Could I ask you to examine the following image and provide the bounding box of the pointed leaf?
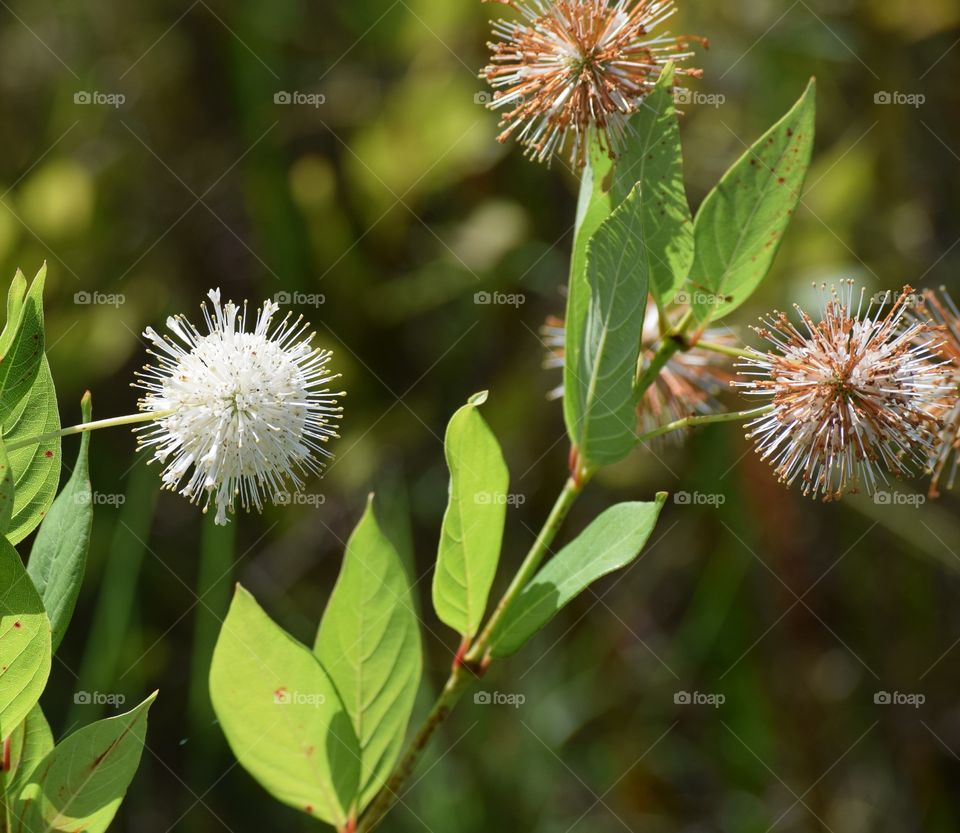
[4,704,54,804]
[13,692,156,833]
[690,79,816,321]
[0,538,51,738]
[490,496,667,656]
[315,499,422,811]
[433,391,509,637]
[564,186,649,466]
[210,586,360,827]
[0,436,14,536]
[612,65,693,308]
[28,392,93,652]
[0,265,46,425]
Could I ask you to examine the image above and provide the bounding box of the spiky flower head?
[481,0,703,166]
[913,288,960,496]
[734,284,950,500]
[135,289,343,524]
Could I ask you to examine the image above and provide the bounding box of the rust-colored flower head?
[481,0,704,166]
[913,287,960,497]
[735,284,950,500]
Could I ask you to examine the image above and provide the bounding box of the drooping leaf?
[210,586,360,828]
[433,391,509,637]
[0,537,50,738]
[611,64,693,309]
[315,498,422,811]
[4,704,53,804]
[564,186,649,466]
[690,79,816,321]
[28,392,93,652]
[13,692,156,833]
[0,265,46,425]
[562,134,615,439]
[3,356,61,545]
[490,496,667,656]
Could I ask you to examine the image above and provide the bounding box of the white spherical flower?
[135,288,343,524]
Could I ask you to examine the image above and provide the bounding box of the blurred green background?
[4,0,960,830]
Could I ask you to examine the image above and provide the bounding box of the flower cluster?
[481,0,703,166]
[135,289,343,524]
[734,284,951,500]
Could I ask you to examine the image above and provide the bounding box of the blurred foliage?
[2,0,959,830]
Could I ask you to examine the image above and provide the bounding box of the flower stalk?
[3,410,175,452]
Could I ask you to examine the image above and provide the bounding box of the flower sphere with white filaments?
[734,284,950,500]
[135,289,343,524]
[481,0,704,166]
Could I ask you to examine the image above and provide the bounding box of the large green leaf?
[28,392,93,652]
[315,499,422,811]
[611,65,693,309]
[0,435,14,536]
[690,79,816,321]
[562,134,615,441]
[210,586,360,828]
[490,496,667,657]
[564,186,650,466]
[4,356,61,545]
[432,391,509,637]
[4,704,53,805]
[13,692,156,833]
[0,266,46,426]
[0,537,51,738]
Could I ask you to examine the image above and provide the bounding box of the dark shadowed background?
[3,0,960,830]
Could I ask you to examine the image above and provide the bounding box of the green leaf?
[210,586,360,827]
[0,537,51,738]
[690,79,816,321]
[314,498,422,811]
[3,271,28,347]
[562,135,615,441]
[13,692,156,833]
[490,496,667,657]
[433,391,509,637]
[563,186,650,466]
[611,65,693,309]
[28,392,93,652]
[0,435,14,536]
[0,265,45,425]
[4,356,61,545]
[3,704,53,805]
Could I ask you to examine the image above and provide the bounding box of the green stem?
[4,410,174,452]
[636,405,773,445]
[356,473,590,833]
[634,309,693,398]
[694,340,756,360]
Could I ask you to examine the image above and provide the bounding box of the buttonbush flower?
[734,284,950,500]
[913,288,960,496]
[135,289,343,524]
[481,0,704,166]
